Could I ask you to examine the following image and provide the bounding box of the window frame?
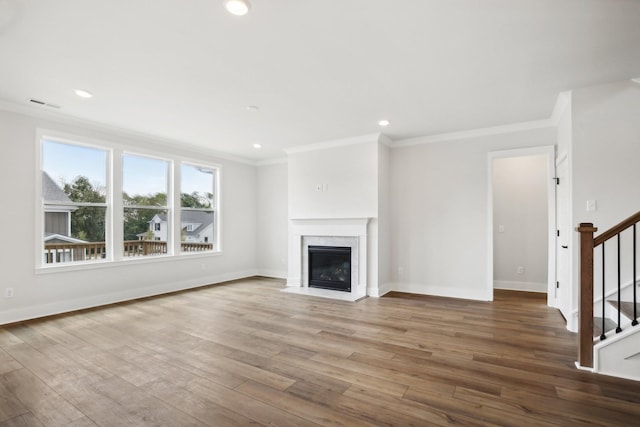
[38,134,112,267]
[122,151,172,258]
[36,129,222,272]
[179,162,220,252]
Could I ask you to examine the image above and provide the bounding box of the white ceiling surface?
[0,1,639,161]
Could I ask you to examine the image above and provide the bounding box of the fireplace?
[285,218,369,301]
[308,245,351,292]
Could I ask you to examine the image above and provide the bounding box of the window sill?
[35,250,223,275]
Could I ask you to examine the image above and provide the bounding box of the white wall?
[0,109,258,324]
[256,162,288,278]
[572,80,640,228]
[390,127,556,301]
[377,142,391,295]
[492,155,548,292]
[288,138,378,219]
[569,79,640,329]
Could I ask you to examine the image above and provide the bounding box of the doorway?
[488,146,556,306]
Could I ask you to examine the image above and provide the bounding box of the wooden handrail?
[594,211,640,247]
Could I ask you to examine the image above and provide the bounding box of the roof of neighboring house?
[151,211,214,237]
[44,233,87,244]
[43,172,72,203]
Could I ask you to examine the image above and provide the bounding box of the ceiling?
[1,0,639,161]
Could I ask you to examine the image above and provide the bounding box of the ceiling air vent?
[30,99,61,109]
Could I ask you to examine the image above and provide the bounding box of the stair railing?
[577,211,640,368]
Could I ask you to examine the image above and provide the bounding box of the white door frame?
[487,146,557,306]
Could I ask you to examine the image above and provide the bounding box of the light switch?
[498,225,505,233]
[586,200,597,212]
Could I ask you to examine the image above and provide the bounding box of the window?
[123,154,169,257]
[181,164,217,251]
[41,139,108,264]
[39,134,219,268]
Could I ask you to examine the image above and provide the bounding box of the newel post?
[577,223,597,368]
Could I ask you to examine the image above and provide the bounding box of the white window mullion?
[215,167,222,252]
[171,159,181,255]
[35,133,45,268]
[112,148,124,261]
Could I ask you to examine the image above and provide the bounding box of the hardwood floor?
[1,278,639,426]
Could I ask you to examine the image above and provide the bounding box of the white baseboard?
[494,280,546,293]
[0,269,258,326]
[567,312,578,333]
[255,269,287,279]
[370,282,392,297]
[389,282,492,301]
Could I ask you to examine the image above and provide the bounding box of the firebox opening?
[308,245,351,292]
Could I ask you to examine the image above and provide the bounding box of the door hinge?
[557,230,560,237]
[556,281,560,289]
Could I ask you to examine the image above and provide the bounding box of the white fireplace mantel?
[286,217,370,301]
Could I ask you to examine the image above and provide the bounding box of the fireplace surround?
[285,218,369,301]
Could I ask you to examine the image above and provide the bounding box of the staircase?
[577,213,640,381]
[593,293,640,339]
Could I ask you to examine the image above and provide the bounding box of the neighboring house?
[42,172,77,239]
[42,172,87,263]
[142,211,214,243]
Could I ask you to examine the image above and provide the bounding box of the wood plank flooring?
[1,277,639,426]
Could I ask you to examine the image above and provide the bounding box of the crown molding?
[255,157,288,166]
[0,98,258,166]
[551,91,572,126]
[377,133,393,147]
[392,119,554,148]
[284,132,382,155]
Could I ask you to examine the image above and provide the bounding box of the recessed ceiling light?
[224,0,251,16]
[253,143,262,149]
[74,89,93,98]
[378,119,390,127]
[247,105,259,111]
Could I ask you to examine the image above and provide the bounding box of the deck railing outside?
[44,240,213,264]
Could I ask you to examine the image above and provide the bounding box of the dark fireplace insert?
[308,245,351,292]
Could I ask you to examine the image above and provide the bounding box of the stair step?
[593,316,616,338]
[606,300,640,321]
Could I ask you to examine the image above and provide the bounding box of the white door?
[556,157,571,319]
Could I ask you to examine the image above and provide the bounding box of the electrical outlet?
[517,266,524,275]
[4,288,14,298]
